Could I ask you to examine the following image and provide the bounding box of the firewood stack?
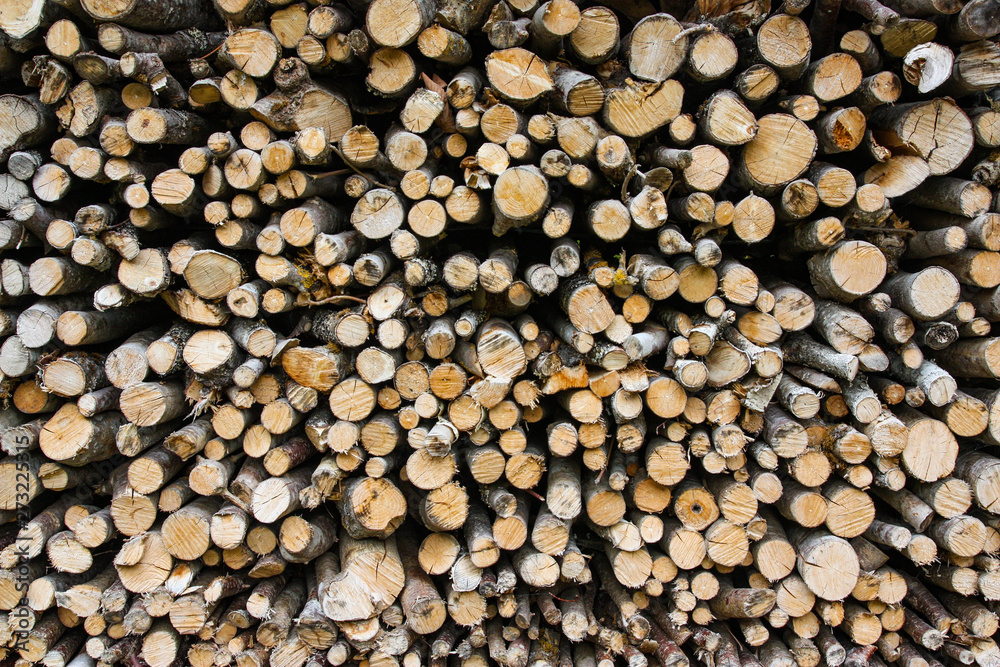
[0,0,999,665]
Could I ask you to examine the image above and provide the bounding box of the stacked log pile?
[0,0,999,665]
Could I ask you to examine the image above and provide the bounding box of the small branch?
[330,145,397,190]
[851,226,917,234]
[303,294,367,306]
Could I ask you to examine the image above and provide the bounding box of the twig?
[303,294,367,306]
[673,24,714,43]
[851,226,917,234]
[330,145,397,190]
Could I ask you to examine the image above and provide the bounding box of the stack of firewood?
[0,0,999,665]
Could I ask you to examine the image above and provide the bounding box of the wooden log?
[735,114,816,195]
[869,98,973,176]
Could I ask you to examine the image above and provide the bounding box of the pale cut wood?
[623,13,687,83]
[0,3,999,662]
[870,98,973,175]
[735,114,817,195]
